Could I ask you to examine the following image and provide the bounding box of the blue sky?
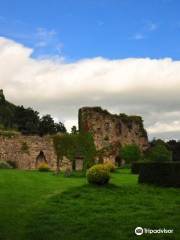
[0,0,180,60]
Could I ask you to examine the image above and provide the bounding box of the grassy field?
[0,169,179,240]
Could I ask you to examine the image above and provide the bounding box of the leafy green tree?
[0,90,67,135]
[14,106,40,134]
[55,122,67,133]
[167,140,180,161]
[71,125,78,134]
[147,142,172,161]
[39,115,56,136]
[39,115,67,136]
[120,144,141,163]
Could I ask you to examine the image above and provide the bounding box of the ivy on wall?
[53,132,96,172]
[21,142,30,154]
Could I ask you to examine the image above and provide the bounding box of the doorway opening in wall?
[35,151,47,168]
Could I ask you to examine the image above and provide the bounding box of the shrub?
[120,144,141,163]
[0,160,12,169]
[86,164,110,185]
[6,160,18,168]
[38,163,50,172]
[147,143,172,162]
[104,162,116,172]
[138,162,180,187]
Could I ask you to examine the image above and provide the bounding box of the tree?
[71,125,78,134]
[150,138,167,148]
[167,140,180,161]
[14,106,40,134]
[0,90,67,135]
[120,144,141,163]
[39,114,56,136]
[55,122,67,133]
[147,142,172,162]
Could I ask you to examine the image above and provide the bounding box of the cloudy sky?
[0,0,180,139]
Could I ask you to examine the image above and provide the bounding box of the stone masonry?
[79,107,149,164]
[0,133,71,170]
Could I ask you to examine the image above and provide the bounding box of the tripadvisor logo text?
[135,227,174,236]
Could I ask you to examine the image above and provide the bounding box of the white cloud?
[147,121,180,134]
[0,36,180,138]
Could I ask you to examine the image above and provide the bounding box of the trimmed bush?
[139,162,180,187]
[104,162,116,172]
[38,163,50,172]
[86,164,110,185]
[0,160,12,169]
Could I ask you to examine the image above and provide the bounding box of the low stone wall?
[0,134,57,169]
[0,134,84,171]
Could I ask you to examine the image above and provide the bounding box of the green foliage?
[0,130,19,138]
[86,164,110,185]
[0,90,16,129]
[71,125,78,134]
[39,115,66,136]
[0,161,12,169]
[139,162,180,187]
[21,142,29,154]
[120,144,141,163]
[38,163,50,172]
[104,161,116,172]
[54,122,67,134]
[0,90,67,135]
[53,132,96,171]
[14,106,40,134]
[167,139,180,161]
[147,142,172,162]
[6,160,18,169]
[39,114,55,135]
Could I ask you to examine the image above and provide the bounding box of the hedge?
[131,161,147,174]
[138,162,180,187]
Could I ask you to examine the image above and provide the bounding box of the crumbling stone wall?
[0,133,82,170]
[79,107,149,163]
[0,134,57,169]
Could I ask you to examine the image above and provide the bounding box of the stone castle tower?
[79,107,149,164]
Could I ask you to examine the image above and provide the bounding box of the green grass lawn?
[0,169,179,240]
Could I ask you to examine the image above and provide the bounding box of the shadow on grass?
[25,183,179,240]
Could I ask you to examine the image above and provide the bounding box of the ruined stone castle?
[79,107,149,164]
[0,107,149,169]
